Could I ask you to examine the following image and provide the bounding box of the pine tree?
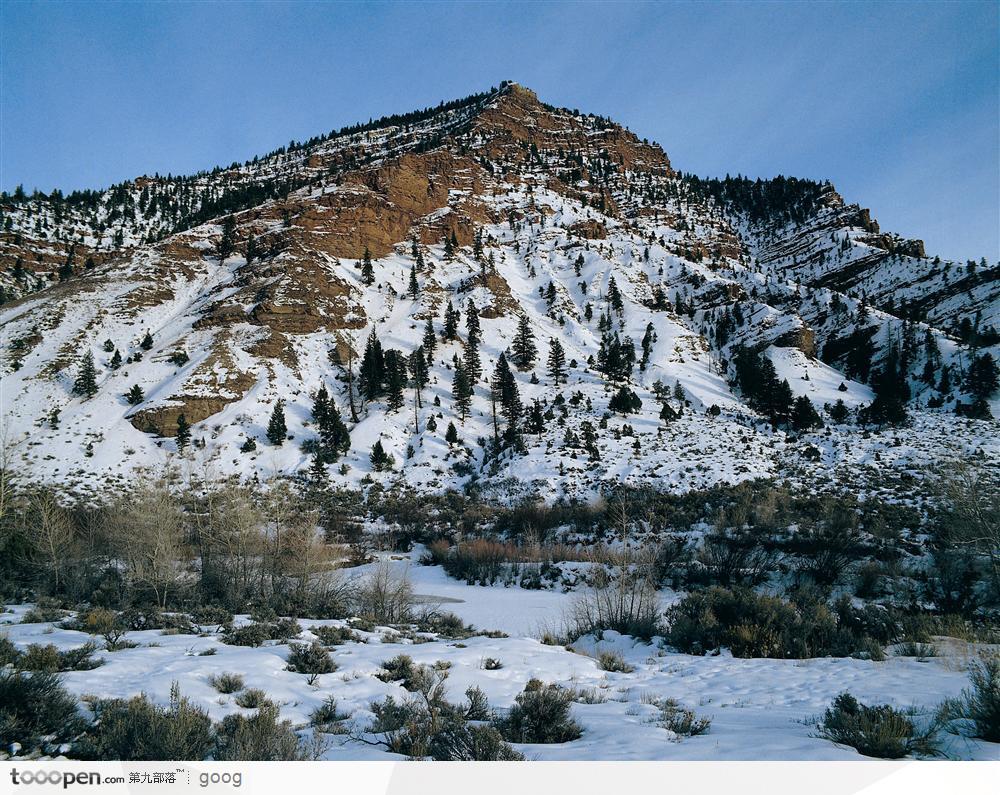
[445,421,459,446]
[360,247,375,285]
[217,215,236,262]
[359,331,385,402]
[864,344,910,426]
[443,300,459,341]
[609,386,641,416]
[422,317,437,359]
[408,264,418,298]
[125,384,145,405]
[140,331,154,350]
[443,232,456,261]
[828,398,850,424]
[511,314,537,371]
[640,323,656,370]
[452,359,473,422]
[267,400,287,445]
[175,414,191,449]
[465,299,481,346]
[966,353,999,401]
[312,385,350,462]
[790,395,823,431]
[73,349,98,398]
[525,399,545,434]
[309,453,327,483]
[370,439,393,471]
[245,233,258,265]
[383,349,407,412]
[491,353,522,445]
[109,349,122,370]
[547,337,567,384]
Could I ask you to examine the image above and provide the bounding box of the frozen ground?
[3,556,997,761]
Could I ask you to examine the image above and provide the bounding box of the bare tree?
[25,488,75,592]
[110,482,188,607]
[937,462,1000,596]
[357,559,414,624]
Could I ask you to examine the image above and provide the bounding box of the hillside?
[0,82,997,499]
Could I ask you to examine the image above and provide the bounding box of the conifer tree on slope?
[267,399,287,445]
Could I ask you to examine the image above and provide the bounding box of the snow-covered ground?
[3,556,997,761]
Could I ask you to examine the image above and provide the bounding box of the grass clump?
[650,697,711,737]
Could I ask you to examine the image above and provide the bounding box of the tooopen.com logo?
[9,769,121,788]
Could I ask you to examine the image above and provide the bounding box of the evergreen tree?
[966,353,999,401]
[640,323,656,371]
[217,215,237,262]
[491,353,522,445]
[109,349,122,370]
[267,399,287,445]
[525,399,545,434]
[547,337,567,384]
[511,314,537,371]
[864,344,910,426]
[451,359,473,422]
[445,421,460,446]
[408,264,419,298]
[370,439,393,471]
[140,331,154,350]
[422,317,437,359]
[359,331,385,402]
[245,233,258,265]
[828,398,850,424]
[73,349,98,398]
[409,346,429,406]
[607,275,624,316]
[175,414,191,449]
[312,385,350,462]
[609,386,642,416]
[443,300,460,341]
[790,395,823,431]
[383,349,408,412]
[465,299,481,346]
[360,247,375,285]
[443,232,456,260]
[309,453,327,483]
[125,384,144,405]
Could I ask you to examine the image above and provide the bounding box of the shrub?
[464,686,491,721]
[651,698,711,737]
[310,695,348,729]
[312,624,361,646]
[356,560,414,624]
[597,651,634,673]
[270,617,302,642]
[941,655,1000,742]
[376,654,418,687]
[223,623,271,647]
[0,669,85,750]
[365,691,521,760]
[0,635,19,666]
[190,605,234,629]
[819,693,940,758]
[234,688,268,709]
[208,673,245,694]
[86,684,215,761]
[18,642,102,672]
[664,587,893,659]
[286,642,337,675]
[215,702,307,760]
[482,657,503,670]
[19,602,69,624]
[495,680,582,744]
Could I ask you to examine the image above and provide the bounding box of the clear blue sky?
[2,0,997,262]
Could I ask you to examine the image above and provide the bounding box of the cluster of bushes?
[0,637,103,672]
[0,673,324,761]
[664,587,900,659]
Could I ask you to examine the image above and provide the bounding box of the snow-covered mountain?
[1,82,997,497]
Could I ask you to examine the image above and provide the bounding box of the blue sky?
[2,0,997,262]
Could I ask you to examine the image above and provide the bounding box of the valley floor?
[3,552,997,761]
